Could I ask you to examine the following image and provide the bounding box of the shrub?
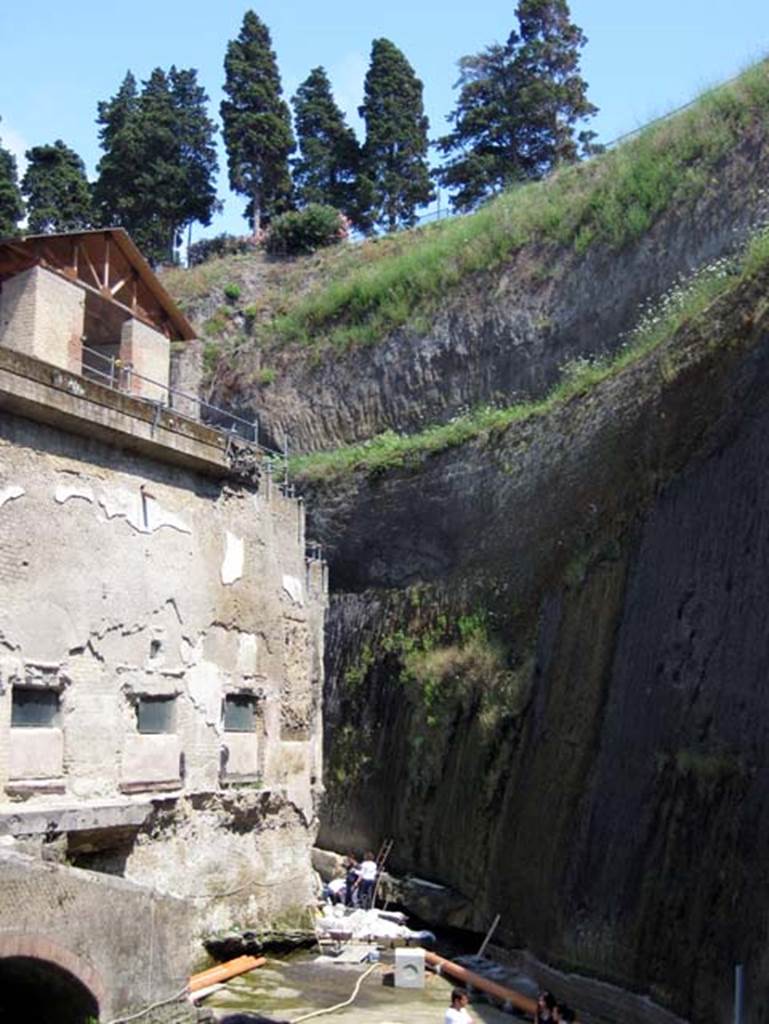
[265,204,348,257]
[187,233,256,267]
[224,282,241,302]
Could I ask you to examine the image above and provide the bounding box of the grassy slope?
[274,61,769,351]
[168,61,769,364]
[290,228,769,481]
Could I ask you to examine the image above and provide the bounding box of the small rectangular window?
[223,694,257,733]
[137,696,175,734]
[11,688,60,728]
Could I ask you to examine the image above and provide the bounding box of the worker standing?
[444,987,474,1023]
[358,850,377,909]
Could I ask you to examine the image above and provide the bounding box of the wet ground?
[201,950,514,1024]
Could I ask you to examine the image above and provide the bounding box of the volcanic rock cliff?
[170,66,769,1024]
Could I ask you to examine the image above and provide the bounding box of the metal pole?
[283,431,289,488]
[477,913,501,958]
[253,416,259,448]
[734,964,745,1024]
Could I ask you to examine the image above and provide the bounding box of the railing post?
[283,431,289,489]
[253,416,259,448]
[734,964,745,1024]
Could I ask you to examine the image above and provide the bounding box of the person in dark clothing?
[535,991,556,1024]
[344,854,359,907]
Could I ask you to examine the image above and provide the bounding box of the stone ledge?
[0,797,154,837]
[0,345,238,476]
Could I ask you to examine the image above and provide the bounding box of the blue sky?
[1,1,768,239]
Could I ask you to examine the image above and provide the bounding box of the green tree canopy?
[359,38,434,232]
[436,0,598,211]
[93,67,219,263]
[0,119,24,236]
[21,140,93,233]
[292,66,365,226]
[221,10,295,234]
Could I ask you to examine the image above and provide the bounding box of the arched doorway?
[0,955,99,1023]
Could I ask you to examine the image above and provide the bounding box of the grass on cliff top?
[272,60,769,351]
[290,227,769,482]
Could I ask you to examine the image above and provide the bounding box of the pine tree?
[292,67,363,225]
[513,0,598,174]
[21,140,93,233]
[0,119,24,236]
[359,38,434,231]
[94,67,219,263]
[436,0,598,210]
[221,11,295,234]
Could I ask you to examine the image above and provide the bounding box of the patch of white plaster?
[237,633,258,674]
[98,487,143,531]
[282,574,304,607]
[0,485,25,507]
[222,532,244,585]
[55,483,95,504]
[186,659,223,727]
[96,487,190,534]
[144,498,191,535]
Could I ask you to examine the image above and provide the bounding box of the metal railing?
[80,342,287,460]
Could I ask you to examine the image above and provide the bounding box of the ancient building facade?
[0,235,326,977]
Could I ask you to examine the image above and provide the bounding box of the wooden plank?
[103,235,110,288]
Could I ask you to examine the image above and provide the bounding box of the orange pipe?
[189,955,266,992]
[425,950,537,1017]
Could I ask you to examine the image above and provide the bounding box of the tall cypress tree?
[94,67,219,263]
[359,38,434,232]
[436,0,597,210]
[22,140,93,233]
[292,66,363,224]
[0,120,24,236]
[221,11,295,234]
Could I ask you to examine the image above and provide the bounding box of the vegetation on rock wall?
[290,223,769,480]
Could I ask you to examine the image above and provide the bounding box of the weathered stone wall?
[0,848,193,1021]
[0,267,84,374]
[0,407,325,935]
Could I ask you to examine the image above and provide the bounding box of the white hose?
[290,961,382,1023]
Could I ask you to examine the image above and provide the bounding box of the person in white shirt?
[357,851,377,908]
[444,987,473,1023]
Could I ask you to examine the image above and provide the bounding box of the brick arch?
[0,932,105,1008]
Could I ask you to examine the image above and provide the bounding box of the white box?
[394,946,425,989]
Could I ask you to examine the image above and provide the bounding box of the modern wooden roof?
[0,228,196,341]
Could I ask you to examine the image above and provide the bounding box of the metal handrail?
[80,343,287,460]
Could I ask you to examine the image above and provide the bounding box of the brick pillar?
[120,319,170,404]
[0,266,84,373]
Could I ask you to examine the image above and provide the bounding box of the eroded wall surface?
[0,411,325,935]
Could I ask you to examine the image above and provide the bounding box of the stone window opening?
[223,693,258,733]
[11,687,60,728]
[136,695,175,735]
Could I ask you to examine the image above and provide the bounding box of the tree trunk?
[252,190,261,238]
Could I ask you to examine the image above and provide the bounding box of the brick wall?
[0,266,84,373]
[121,318,171,402]
[0,849,193,1020]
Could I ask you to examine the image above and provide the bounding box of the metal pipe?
[189,955,265,992]
[734,964,745,1024]
[424,950,537,1017]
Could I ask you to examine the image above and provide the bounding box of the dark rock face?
[216,131,769,454]
[310,273,769,1024]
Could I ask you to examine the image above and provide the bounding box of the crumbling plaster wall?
[0,412,324,932]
